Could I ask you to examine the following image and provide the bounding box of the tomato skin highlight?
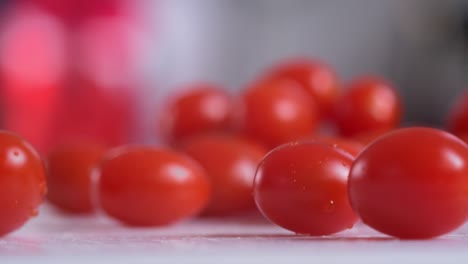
[0,130,47,237]
[237,78,319,149]
[254,142,358,235]
[348,127,468,239]
[97,146,211,226]
[267,58,340,119]
[159,84,233,145]
[46,143,106,214]
[334,76,401,137]
[182,135,267,216]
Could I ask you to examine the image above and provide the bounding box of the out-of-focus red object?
[51,79,134,148]
[98,146,212,226]
[159,84,234,145]
[351,128,393,145]
[0,2,139,153]
[333,76,402,137]
[46,143,106,214]
[0,6,66,153]
[182,135,267,216]
[50,16,137,148]
[237,78,319,149]
[20,0,124,27]
[267,58,341,119]
[447,89,468,136]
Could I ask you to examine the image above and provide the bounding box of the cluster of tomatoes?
[1,58,468,240]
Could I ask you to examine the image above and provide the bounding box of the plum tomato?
[334,76,401,137]
[348,127,468,239]
[254,142,358,235]
[267,58,340,118]
[182,135,267,216]
[0,130,46,237]
[97,146,211,226]
[237,78,318,148]
[46,143,106,213]
[159,84,233,144]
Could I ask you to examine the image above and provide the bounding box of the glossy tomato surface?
[0,130,46,237]
[47,143,106,213]
[304,135,364,157]
[334,76,401,137]
[447,90,468,136]
[349,127,468,239]
[237,78,318,148]
[159,84,233,144]
[97,146,211,226]
[268,58,340,118]
[254,142,357,235]
[182,135,267,216]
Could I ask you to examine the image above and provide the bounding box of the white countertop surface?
[2,205,468,263]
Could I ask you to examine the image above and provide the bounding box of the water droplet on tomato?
[323,200,335,213]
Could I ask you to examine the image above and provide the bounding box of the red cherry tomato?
[447,90,468,136]
[304,135,364,157]
[254,142,358,235]
[349,127,468,239]
[268,59,340,118]
[334,76,401,137]
[159,84,233,144]
[0,130,46,237]
[182,135,267,216]
[97,146,211,226]
[46,143,106,214]
[237,78,318,149]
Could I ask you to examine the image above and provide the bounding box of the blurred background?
[0,0,467,152]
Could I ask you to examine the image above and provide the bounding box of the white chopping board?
[1,204,468,264]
